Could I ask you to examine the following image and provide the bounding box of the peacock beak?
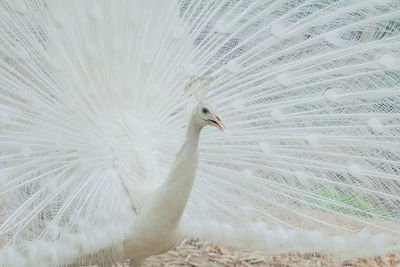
[216,116,225,131]
[208,116,224,132]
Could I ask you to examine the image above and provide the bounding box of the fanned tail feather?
[0,0,399,265]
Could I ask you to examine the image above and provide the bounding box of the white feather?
[0,0,399,266]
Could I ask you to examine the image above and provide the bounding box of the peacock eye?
[202,107,209,114]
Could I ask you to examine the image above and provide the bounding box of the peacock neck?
[161,114,201,213]
[124,115,203,260]
[182,114,202,148]
[135,114,202,237]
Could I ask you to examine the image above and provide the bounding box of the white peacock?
[0,0,399,266]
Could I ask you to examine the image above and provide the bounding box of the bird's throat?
[131,115,202,255]
[156,115,201,224]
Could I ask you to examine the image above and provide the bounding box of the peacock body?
[0,0,400,266]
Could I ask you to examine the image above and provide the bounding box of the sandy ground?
[116,239,400,267]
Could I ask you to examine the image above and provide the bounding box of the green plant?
[318,187,392,218]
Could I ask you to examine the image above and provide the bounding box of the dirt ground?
[117,239,400,267]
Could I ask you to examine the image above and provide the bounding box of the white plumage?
[0,0,400,266]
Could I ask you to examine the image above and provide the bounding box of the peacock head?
[196,100,224,132]
[185,77,224,132]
